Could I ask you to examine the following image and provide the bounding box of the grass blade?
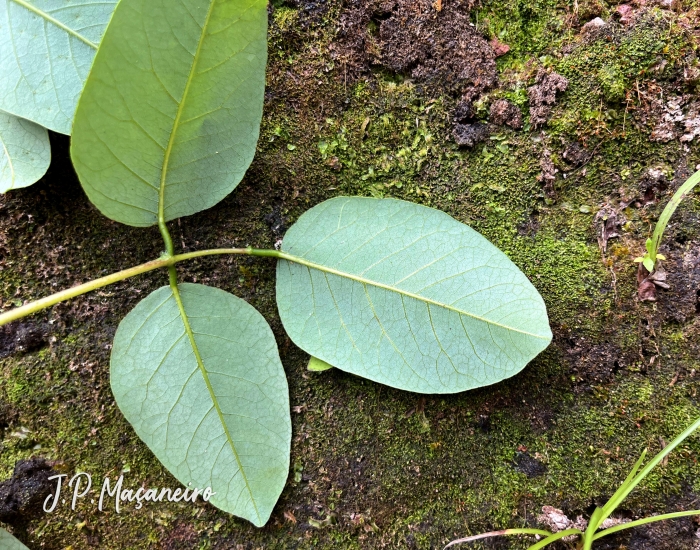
[599,449,647,517]
[526,529,583,550]
[598,416,700,524]
[592,510,700,541]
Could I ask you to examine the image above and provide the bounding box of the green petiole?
[0,247,284,327]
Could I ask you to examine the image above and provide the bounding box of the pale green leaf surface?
[0,527,29,550]
[276,197,552,394]
[0,0,117,134]
[0,110,50,191]
[111,284,291,526]
[307,356,334,372]
[71,0,267,227]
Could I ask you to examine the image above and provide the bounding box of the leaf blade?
[0,0,117,133]
[308,356,334,372]
[0,528,29,550]
[276,197,552,393]
[111,283,291,526]
[0,110,50,192]
[70,0,268,226]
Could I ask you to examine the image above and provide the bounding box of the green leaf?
[645,237,654,255]
[307,356,334,372]
[71,0,268,227]
[0,110,50,192]
[111,283,291,526]
[643,257,655,273]
[0,528,28,550]
[0,0,118,134]
[276,197,552,394]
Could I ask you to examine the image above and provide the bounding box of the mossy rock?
[0,0,699,548]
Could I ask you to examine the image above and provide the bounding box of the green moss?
[474,0,572,61]
[272,6,299,31]
[558,9,693,107]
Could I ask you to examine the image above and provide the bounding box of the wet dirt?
[333,0,497,100]
[489,99,523,129]
[452,122,490,147]
[159,523,199,550]
[0,458,57,525]
[0,323,49,359]
[528,70,569,128]
[511,451,547,478]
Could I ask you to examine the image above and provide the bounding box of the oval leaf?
[0,110,50,192]
[111,283,291,526]
[71,0,267,227]
[0,0,117,134]
[0,528,28,550]
[276,197,552,394]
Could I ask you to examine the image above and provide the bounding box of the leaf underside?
[111,284,291,527]
[0,527,29,550]
[70,0,268,227]
[0,0,117,133]
[0,110,50,192]
[276,197,552,394]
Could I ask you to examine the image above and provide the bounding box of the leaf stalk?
[0,247,285,327]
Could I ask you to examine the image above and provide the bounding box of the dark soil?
[452,122,491,147]
[489,99,523,129]
[528,70,569,128]
[0,458,57,525]
[511,451,547,478]
[333,0,497,99]
[0,323,49,359]
[562,142,592,168]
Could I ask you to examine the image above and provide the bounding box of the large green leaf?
[111,283,291,527]
[0,528,29,549]
[70,0,268,227]
[0,0,117,134]
[0,110,50,192]
[276,197,552,394]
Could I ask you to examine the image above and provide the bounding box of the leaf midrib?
[158,0,215,223]
[278,251,550,340]
[0,132,16,189]
[158,0,261,522]
[169,284,261,523]
[10,0,98,49]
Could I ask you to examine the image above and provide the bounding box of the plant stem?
[0,247,283,327]
[580,507,603,550]
[0,258,171,326]
[649,168,700,264]
[443,528,554,549]
[158,218,175,258]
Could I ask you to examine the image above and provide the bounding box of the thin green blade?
[0,0,117,133]
[308,356,334,372]
[0,110,50,191]
[111,284,291,526]
[276,197,552,394]
[71,0,267,227]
